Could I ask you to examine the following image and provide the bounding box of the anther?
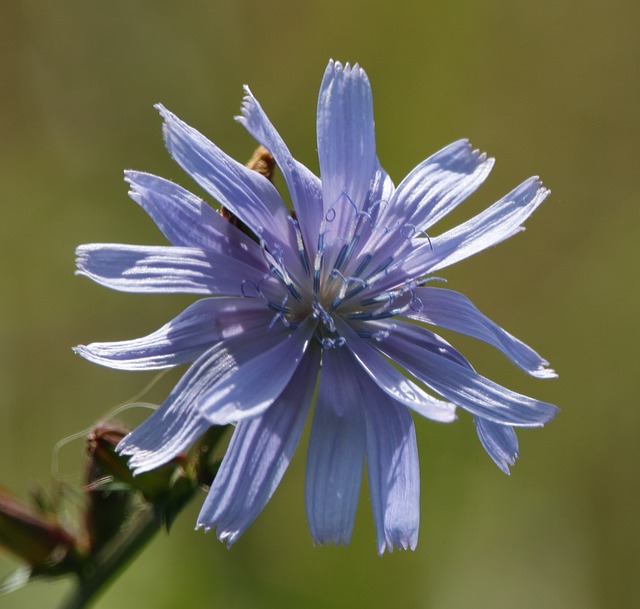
[288,216,311,276]
[353,253,372,278]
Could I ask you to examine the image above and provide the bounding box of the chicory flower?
[75,60,557,553]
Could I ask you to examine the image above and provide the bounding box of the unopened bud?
[86,422,187,501]
[0,488,77,575]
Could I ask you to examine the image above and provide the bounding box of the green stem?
[60,507,161,609]
[57,424,225,608]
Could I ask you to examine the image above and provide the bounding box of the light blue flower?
[75,60,558,553]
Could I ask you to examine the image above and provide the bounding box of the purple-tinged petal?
[305,347,366,546]
[75,243,272,295]
[393,140,494,231]
[426,176,550,272]
[125,171,266,264]
[357,318,472,369]
[367,140,493,265]
[199,317,317,425]
[335,318,457,423]
[74,297,272,371]
[341,160,396,276]
[409,287,556,378]
[236,87,324,260]
[375,326,559,427]
[196,345,321,545]
[116,352,231,475]
[156,105,302,276]
[362,374,420,554]
[317,62,376,249]
[375,177,550,295]
[117,326,291,473]
[475,417,519,475]
[365,162,395,220]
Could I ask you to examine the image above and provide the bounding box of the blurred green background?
[1,1,638,608]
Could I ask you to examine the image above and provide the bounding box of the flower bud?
[0,488,77,575]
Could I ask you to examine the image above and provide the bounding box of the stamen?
[356,209,373,224]
[400,223,417,239]
[418,276,447,286]
[344,255,394,300]
[269,311,298,331]
[357,323,397,342]
[267,293,298,331]
[328,269,349,310]
[352,253,372,278]
[372,328,391,341]
[311,301,335,333]
[410,294,424,312]
[313,231,327,294]
[255,234,304,303]
[399,224,433,251]
[333,242,350,272]
[338,190,359,215]
[288,216,311,276]
[334,234,361,273]
[365,256,394,281]
[319,336,346,349]
[364,197,386,221]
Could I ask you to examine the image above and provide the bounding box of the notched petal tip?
[74,245,92,274]
[532,364,558,379]
[72,344,89,359]
[377,536,417,556]
[155,103,179,147]
[311,535,352,550]
[323,58,368,83]
[235,85,255,125]
[210,528,240,548]
[522,176,550,200]
[542,402,561,423]
[154,102,170,117]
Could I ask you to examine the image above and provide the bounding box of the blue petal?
[316,61,376,257]
[380,177,550,292]
[74,297,272,371]
[362,374,420,554]
[125,171,266,265]
[156,105,302,276]
[335,318,457,423]
[367,140,493,267]
[375,325,559,426]
[196,345,321,545]
[364,162,395,226]
[305,347,366,546]
[410,287,556,378]
[358,318,472,369]
[341,160,396,277]
[475,417,520,474]
[427,177,550,272]
[75,243,272,295]
[117,350,232,474]
[393,140,494,230]
[198,317,317,424]
[236,87,324,261]
[117,325,291,473]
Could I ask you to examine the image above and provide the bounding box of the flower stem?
[59,506,161,609]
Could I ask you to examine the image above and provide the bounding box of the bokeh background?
[1,1,638,608]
